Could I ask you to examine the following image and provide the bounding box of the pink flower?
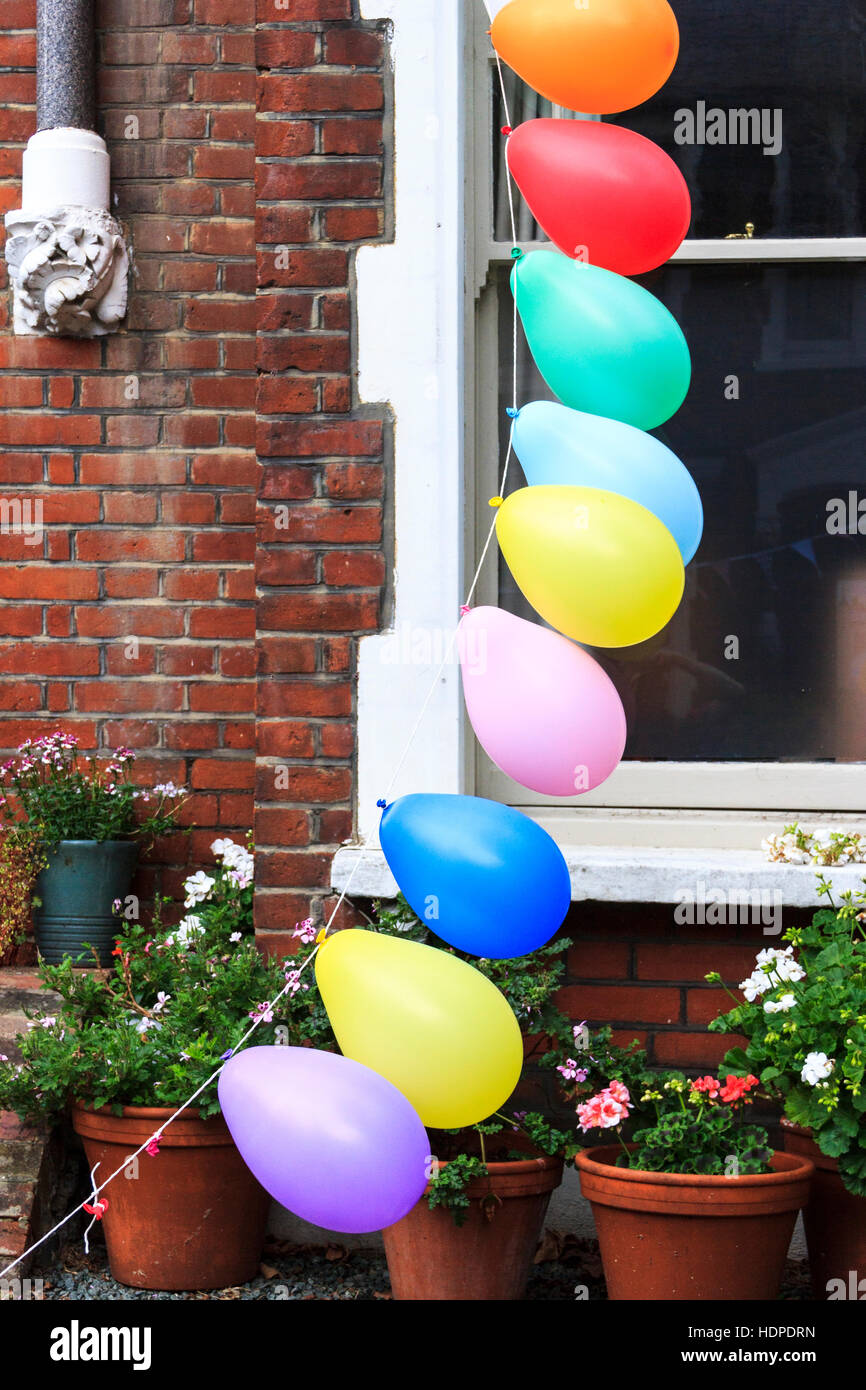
[249,1001,274,1024]
[292,918,316,945]
[576,1084,631,1133]
[606,1080,631,1107]
[556,1058,589,1083]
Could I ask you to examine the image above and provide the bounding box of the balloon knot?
[500,125,512,136]
[488,496,504,509]
[510,247,524,260]
[505,407,519,418]
[376,798,387,809]
[460,604,471,616]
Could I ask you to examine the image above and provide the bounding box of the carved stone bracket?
[4,205,129,338]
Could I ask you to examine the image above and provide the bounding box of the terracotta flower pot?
[71,1104,271,1291]
[783,1123,866,1299]
[383,1149,564,1301]
[576,1144,814,1301]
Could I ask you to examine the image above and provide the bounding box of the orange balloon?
[491,0,679,116]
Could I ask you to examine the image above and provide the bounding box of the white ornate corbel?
[4,0,130,339]
[5,203,128,338]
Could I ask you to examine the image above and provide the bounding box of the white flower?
[133,1016,162,1035]
[741,948,806,1001]
[211,838,237,860]
[152,991,171,1015]
[167,914,203,947]
[183,871,215,908]
[764,993,797,1014]
[27,1015,57,1030]
[153,781,185,798]
[740,971,770,1002]
[801,1051,834,1086]
[229,931,242,943]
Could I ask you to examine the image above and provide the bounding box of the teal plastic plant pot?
[33,840,140,967]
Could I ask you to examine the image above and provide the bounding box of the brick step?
[0,968,68,1280]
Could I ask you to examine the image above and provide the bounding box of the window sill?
[331,844,865,908]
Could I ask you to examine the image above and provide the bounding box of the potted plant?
[708,871,866,1298]
[0,837,320,1291]
[0,730,186,965]
[365,898,645,1301]
[574,1071,814,1301]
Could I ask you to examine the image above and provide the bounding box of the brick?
[257,417,382,458]
[555,985,681,1026]
[257,334,349,373]
[256,550,316,585]
[256,119,316,159]
[254,30,317,69]
[0,568,97,600]
[76,532,185,564]
[654,1032,748,1069]
[324,30,383,67]
[637,944,759,983]
[321,550,385,587]
[258,73,382,114]
[565,941,631,979]
[191,758,255,790]
[258,593,378,632]
[74,683,184,713]
[324,205,382,241]
[686,987,739,1027]
[257,723,315,759]
[256,638,316,674]
[257,159,380,202]
[256,680,351,717]
[255,807,310,846]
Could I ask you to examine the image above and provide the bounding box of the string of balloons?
[2,0,701,1258]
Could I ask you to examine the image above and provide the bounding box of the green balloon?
[511,250,691,431]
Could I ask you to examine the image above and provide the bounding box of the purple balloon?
[218,1046,430,1234]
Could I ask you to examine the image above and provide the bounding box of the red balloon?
[508,119,691,277]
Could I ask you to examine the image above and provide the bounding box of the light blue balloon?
[379,793,571,960]
[513,401,703,564]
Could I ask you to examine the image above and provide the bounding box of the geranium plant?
[0,838,330,1122]
[708,875,866,1196]
[362,898,646,1223]
[0,730,186,847]
[574,1072,772,1176]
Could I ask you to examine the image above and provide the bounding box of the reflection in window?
[493,0,866,241]
[497,263,866,761]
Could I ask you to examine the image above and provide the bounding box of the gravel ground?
[32,1236,813,1301]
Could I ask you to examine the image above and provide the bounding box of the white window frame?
[336,0,866,898]
[467,2,866,847]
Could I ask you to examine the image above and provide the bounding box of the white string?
[81,1162,103,1255]
[0,7,526,1286]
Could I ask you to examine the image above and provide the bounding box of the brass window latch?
[724,222,755,240]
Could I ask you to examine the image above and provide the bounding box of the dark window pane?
[493,1,866,240]
[496,261,866,760]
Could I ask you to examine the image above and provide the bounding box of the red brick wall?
[0,0,258,909]
[254,0,390,953]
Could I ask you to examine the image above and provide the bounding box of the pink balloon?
[458,606,626,797]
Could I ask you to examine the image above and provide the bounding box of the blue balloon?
[379,793,571,959]
[513,401,703,565]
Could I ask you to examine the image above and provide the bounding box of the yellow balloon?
[496,484,684,648]
[315,930,523,1129]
